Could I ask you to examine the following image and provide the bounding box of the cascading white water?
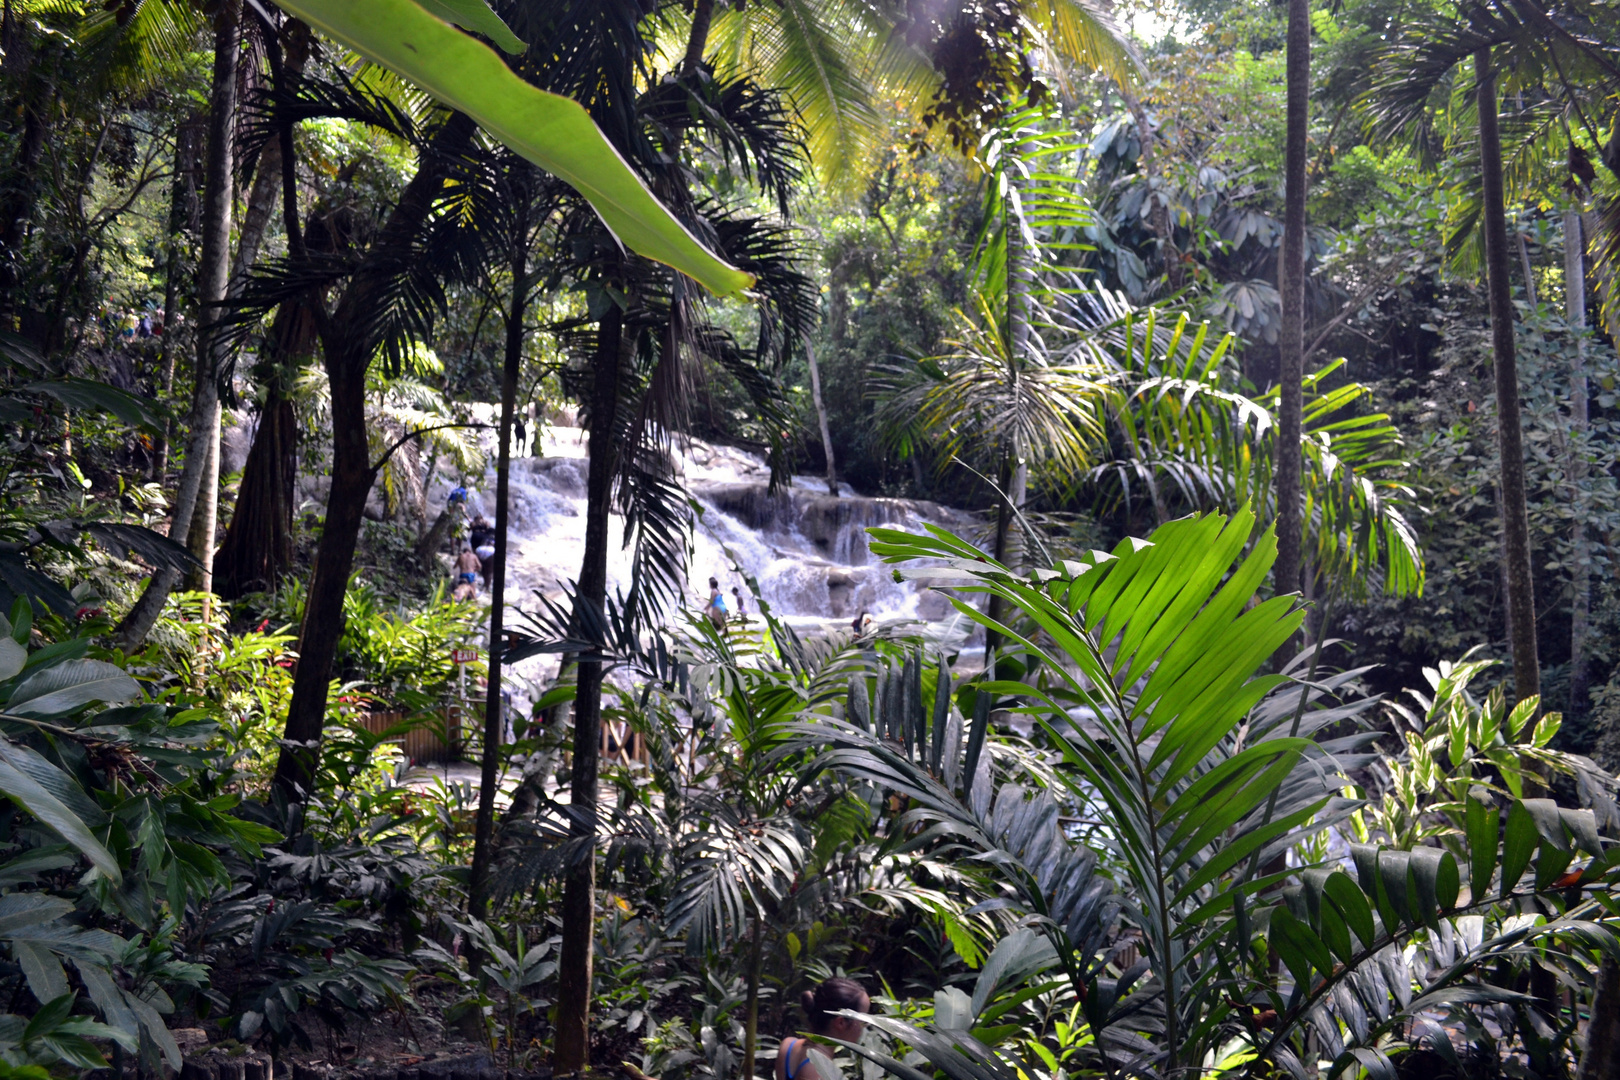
[438,418,977,638]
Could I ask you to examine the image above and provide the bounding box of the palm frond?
[705,0,888,184]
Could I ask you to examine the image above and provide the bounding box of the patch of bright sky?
[1114,0,1197,51]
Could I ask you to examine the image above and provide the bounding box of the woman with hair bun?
[776,977,870,1080]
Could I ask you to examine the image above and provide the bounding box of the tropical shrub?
[779,510,1620,1078]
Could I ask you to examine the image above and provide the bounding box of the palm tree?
[1470,44,1542,709]
[233,0,755,802]
[545,75,817,1080]
[431,146,556,920]
[878,106,1109,654]
[879,289,1106,590]
[1274,0,1310,606]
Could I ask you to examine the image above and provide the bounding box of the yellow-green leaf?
[414,0,523,53]
[277,0,755,297]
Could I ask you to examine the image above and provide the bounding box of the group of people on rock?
[446,486,501,602]
[100,305,168,346]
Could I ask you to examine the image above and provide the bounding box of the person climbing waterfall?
[705,577,728,631]
[453,543,482,601]
[731,586,747,625]
[470,516,497,587]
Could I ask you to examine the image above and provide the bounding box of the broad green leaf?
[1406,847,1459,924]
[1464,794,1498,902]
[74,962,137,1043]
[12,939,67,1005]
[1561,807,1603,857]
[1535,843,1574,891]
[0,746,119,883]
[0,847,75,888]
[1316,901,1354,967]
[1520,798,1569,852]
[0,895,72,935]
[1501,801,1538,899]
[1321,872,1375,951]
[20,379,164,432]
[37,1032,111,1070]
[0,636,22,681]
[1506,695,1538,739]
[275,0,754,297]
[6,659,141,718]
[1269,907,1328,989]
[1531,712,1561,748]
[23,993,74,1041]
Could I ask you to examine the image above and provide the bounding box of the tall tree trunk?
[1005,181,1031,574]
[805,337,838,496]
[1582,957,1620,1080]
[554,302,624,1074]
[470,235,527,919]
[741,916,764,1080]
[1274,0,1309,606]
[1567,210,1591,718]
[986,180,1029,656]
[270,111,479,799]
[683,0,714,71]
[183,0,246,600]
[151,116,203,482]
[214,17,312,603]
[114,0,242,650]
[1477,47,1540,708]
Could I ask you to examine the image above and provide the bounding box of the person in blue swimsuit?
[776,978,869,1080]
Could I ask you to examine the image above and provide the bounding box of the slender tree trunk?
[214,386,296,599]
[1518,230,1539,308]
[1583,957,1620,1080]
[114,0,241,649]
[270,111,479,798]
[214,17,312,603]
[1477,47,1540,708]
[1274,0,1309,605]
[470,235,527,919]
[151,117,202,482]
[742,916,764,1080]
[683,0,714,71]
[1005,178,1032,571]
[1567,210,1592,717]
[986,180,1030,655]
[184,0,245,598]
[555,303,624,1074]
[805,337,838,496]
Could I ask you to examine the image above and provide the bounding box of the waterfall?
[437,419,977,635]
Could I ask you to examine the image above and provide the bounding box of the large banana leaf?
[275,0,754,297]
